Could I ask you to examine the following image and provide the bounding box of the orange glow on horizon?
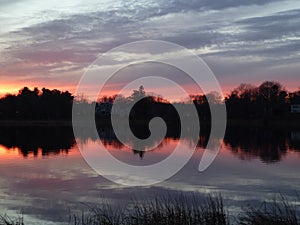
[0,83,77,98]
[0,85,20,97]
[1,79,298,100]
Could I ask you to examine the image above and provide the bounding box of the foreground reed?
[74,195,228,225]
[1,194,299,225]
[0,214,23,225]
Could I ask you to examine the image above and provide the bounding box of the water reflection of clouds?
[0,126,299,223]
[1,150,299,223]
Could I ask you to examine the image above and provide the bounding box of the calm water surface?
[0,126,299,224]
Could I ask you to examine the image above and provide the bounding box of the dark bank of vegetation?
[95,82,300,121]
[95,81,300,129]
[0,194,299,225]
[0,87,73,121]
[224,81,300,121]
[0,81,300,123]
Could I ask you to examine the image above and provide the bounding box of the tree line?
[224,81,300,119]
[0,87,73,120]
[97,82,300,122]
[0,81,299,121]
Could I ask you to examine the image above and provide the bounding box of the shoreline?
[0,120,73,126]
[0,118,300,127]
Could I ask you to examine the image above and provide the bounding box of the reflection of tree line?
[0,126,75,157]
[0,126,299,161]
[97,125,182,158]
[77,126,300,162]
[224,127,300,162]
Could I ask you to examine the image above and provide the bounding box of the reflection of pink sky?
[0,138,299,200]
[77,138,196,166]
[0,138,299,202]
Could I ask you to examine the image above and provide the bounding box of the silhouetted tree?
[0,87,73,120]
[289,88,300,104]
[225,81,292,119]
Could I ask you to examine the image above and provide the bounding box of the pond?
[0,125,299,224]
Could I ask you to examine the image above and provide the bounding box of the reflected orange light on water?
[0,145,20,158]
[0,144,81,160]
[0,138,248,160]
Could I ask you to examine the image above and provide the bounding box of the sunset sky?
[0,0,300,98]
